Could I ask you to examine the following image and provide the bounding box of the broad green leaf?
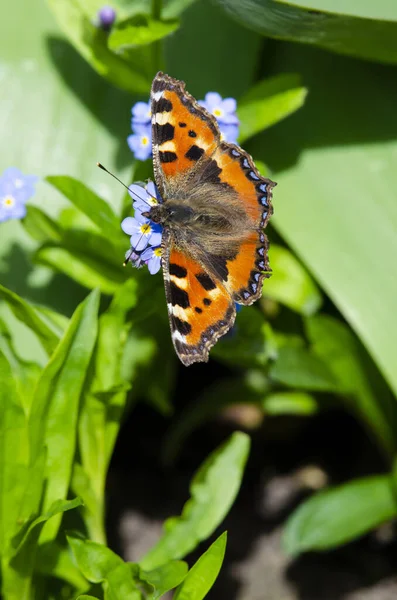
[0,284,59,356]
[269,346,339,392]
[275,0,397,21]
[77,596,98,599]
[46,176,120,238]
[34,290,99,542]
[139,561,188,599]
[263,391,319,415]
[238,75,307,143]
[173,532,227,600]
[253,43,397,399]
[283,475,397,555]
[4,498,82,599]
[140,432,250,570]
[47,0,151,93]
[67,534,141,600]
[263,244,322,315]
[214,0,397,64]
[109,16,179,52]
[306,315,397,456]
[22,205,62,243]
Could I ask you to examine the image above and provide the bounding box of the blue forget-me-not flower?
[121,181,163,274]
[127,93,240,160]
[0,167,38,223]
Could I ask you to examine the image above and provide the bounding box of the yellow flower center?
[154,247,162,257]
[148,197,158,206]
[2,195,15,208]
[140,223,151,235]
[141,136,149,146]
[213,108,223,118]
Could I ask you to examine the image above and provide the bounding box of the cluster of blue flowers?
[0,167,38,223]
[127,92,239,162]
[121,181,163,274]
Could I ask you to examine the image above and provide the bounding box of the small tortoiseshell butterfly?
[144,72,275,366]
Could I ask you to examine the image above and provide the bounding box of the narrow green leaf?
[0,351,29,555]
[264,244,322,315]
[109,15,179,52]
[263,391,319,415]
[0,284,59,356]
[140,432,250,570]
[36,541,88,590]
[35,241,126,295]
[47,0,151,93]
[32,290,99,542]
[139,561,188,599]
[283,476,397,556]
[67,534,141,600]
[173,532,227,600]
[22,205,63,243]
[4,498,82,599]
[238,75,307,143]
[269,346,340,392]
[306,315,397,455]
[46,176,120,238]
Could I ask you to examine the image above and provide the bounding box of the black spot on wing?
[153,97,173,113]
[179,122,186,127]
[174,317,192,335]
[196,272,216,291]
[185,145,204,161]
[159,151,177,163]
[200,158,222,184]
[170,281,190,309]
[195,307,202,314]
[203,298,212,306]
[155,123,174,143]
[169,263,187,278]
[188,130,197,138]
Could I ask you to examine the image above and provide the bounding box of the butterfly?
[143,72,275,366]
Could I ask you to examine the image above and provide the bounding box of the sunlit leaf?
[109,15,179,52]
[140,433,249,570]
[173,532,227,600]
[269,346,340,392]
[283,475,397,555]
[139,560,188,600]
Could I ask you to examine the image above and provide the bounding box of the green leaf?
[283,475,397,555]
[36,540,88,590]
[77,596,98,599]
[275,0,397,21]
[269,346,340,392]
[140,432,250,570]
[67,534,141,600]
[31,290,99,543]
[306,315,397,456]
[47,0,151,93]
[263,391,319,415]
[22,205,63,243]
[0,351,30,555]
[139,561,188,599]
[109,15,179,52]
[238,74,307,143]
[254,43,397,399]
[173,532,227,600]
[0,284,59,356]
[264,244,322,315]
[34,232,127,295]
[214,0,397,64]
[46,176,120,238]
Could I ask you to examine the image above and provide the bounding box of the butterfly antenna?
[96,162,152,207]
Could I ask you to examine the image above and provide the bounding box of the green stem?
[151,0,164,73]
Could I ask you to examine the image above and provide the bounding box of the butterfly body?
[147,72,276,366]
